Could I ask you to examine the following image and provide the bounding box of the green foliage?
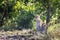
[0,0,60,30]
[17,10,34,29]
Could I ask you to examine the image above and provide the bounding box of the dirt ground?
[0,29,47,40]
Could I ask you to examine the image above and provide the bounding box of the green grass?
[48,23,60,32]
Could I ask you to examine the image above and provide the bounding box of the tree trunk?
[46,0,51,25]
[45,0,51,34]
[0,0,8,26]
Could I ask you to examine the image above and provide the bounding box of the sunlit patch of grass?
[47,23,60,40]
[48,23,60,32]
